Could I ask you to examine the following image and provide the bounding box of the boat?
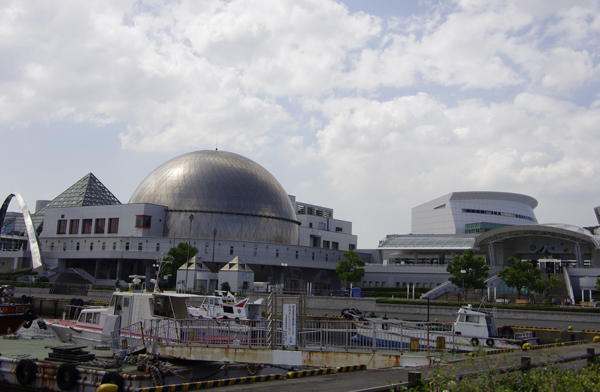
[43,278,264,346]
[345,303,540,352]
[0,285,37,334]
[188,290,263,320]
[42,277,199,345]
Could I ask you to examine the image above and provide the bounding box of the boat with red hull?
[0,285,37,334]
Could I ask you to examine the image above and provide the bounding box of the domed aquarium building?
[129,150,299,245]
[0,150,360,293]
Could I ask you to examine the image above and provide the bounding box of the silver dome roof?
[129,150,299,244]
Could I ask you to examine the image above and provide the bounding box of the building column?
[116,259,122,281]
[575,242,583,268]
[94,260,100,279]
[488,243,496,266]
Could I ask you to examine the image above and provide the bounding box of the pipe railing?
[112,318,483,354]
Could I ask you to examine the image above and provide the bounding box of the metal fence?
[113,318,463,354]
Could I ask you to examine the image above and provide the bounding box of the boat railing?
[111,318,468,354]
[514,331,534,340]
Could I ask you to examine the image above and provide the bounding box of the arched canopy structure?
[0,193,43,270]
[475,224,600,248]
[474,224,600,267]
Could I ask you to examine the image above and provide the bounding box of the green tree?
[335,250,365,289]
[544,276,564,299]
[446,249,489,301]
[497,257,541,299]
[220,281,232,293]
[595,277,600,292]
[160,242,199,287]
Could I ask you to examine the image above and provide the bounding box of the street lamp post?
[281,263,288,292]
[185,214,194,293]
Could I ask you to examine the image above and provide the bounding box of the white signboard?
[282,303,297,346]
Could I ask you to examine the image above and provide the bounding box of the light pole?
[152,253,171,293]
[185,214,194,293]
[281,263,288,292]
[212,228,217,264]
[461,269,466,302]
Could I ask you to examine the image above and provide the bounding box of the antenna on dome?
[215,133,218,151]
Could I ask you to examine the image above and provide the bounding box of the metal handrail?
[111,317,478,354]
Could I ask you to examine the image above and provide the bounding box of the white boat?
[346,304,540,352]
[187,290,263,321]
[44,283,264,346]
[43,286,198,346]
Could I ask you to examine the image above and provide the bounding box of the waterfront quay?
[2,337,598,392]
[6,288,600,391]
[197,341,600,392]
[15,286,600,337]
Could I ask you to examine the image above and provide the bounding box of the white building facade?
[411,191,538,235]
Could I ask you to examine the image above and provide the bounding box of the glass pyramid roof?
[39,173,121,212]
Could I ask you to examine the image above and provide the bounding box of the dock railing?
[112,318,465,354]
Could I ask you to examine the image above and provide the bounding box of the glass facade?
[38,173,121,212]
[56,220,67,235]
[94,218,105,234]
[108,218,119,234]
[82,219,92,234]
[69,219,79,234]
[379,235,477,249]
[465,222,509,234]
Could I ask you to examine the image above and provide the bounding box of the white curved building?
[411,191,538,235]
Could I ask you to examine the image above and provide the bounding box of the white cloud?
[540,48,599,90]
[1,0,600,246]
[313,92,600,220]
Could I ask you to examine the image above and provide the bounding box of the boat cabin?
[107,292,193,328]
[453,304,498,338]
[75,307,105,329]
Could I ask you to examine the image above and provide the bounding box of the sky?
[2,0,600,248]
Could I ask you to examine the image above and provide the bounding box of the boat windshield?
[153,297,174,318]
[152,295,191,319]
[456,313,483,324]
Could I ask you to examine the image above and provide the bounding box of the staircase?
[540,273,569,298]
[69,268,120,287]
[70,268,97,285]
